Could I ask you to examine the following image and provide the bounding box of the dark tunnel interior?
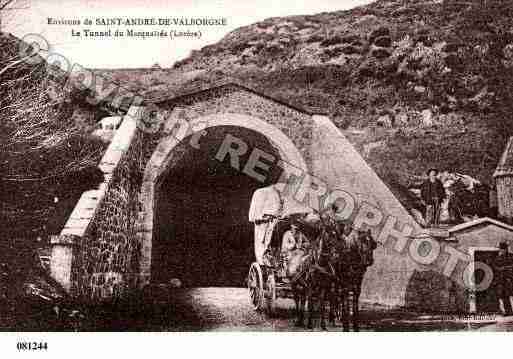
[152,126,284,287]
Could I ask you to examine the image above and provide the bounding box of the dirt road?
[117,287,497,332]
[139,287,304,331]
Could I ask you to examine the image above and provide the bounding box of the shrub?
[305,33,325,43]
[332,111,352,129]
[320,36,344,47]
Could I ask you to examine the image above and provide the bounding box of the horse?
[286,213,339,330]
[330,228,377,331]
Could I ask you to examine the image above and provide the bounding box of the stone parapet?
[50,110,143,301]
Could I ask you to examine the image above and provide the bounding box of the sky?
[4,0,373,68]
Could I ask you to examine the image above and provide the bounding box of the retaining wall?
[50,109,144,301]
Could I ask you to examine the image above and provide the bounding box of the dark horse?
[330,227,377,331]
[287,212,340,330]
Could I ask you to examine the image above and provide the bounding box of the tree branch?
[0,53,38,78]
[0,0,18,11]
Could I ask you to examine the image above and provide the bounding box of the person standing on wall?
[420,168,446,227]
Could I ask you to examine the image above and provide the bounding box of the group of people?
[275,206,378,330]
[419,167,490,226]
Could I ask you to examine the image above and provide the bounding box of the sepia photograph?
[1,1,513,353]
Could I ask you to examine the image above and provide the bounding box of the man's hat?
[499,241,509,250]
[427,168,438,175]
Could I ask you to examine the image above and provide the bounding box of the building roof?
[148,77,328,116]
[448,217,513,235]
[409,217,513,241]
[493,136,513,178]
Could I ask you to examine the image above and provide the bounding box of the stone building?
[406,218,513,313]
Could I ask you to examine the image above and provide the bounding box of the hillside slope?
[92,0,513,220]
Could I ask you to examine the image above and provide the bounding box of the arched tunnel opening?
[152,125,284,287]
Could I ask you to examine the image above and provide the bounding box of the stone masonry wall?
[69,130,144,300]
[151,84,315,168]
[51,86,316,301]
[50,112,145,302]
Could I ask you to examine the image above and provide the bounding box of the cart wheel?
[248,262,264,311]
[265,272,277,316]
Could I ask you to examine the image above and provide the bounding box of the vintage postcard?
[1,0,513,352]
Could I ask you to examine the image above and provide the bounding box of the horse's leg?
[352,283,361,332]
[328,282,337,326]
[292,286,298,313]
[306,286,314,329]
[341,288,350,332]
[300,293,306,327]
[293,287,299,324]
[319,285,327,330]
[293,286,304,327]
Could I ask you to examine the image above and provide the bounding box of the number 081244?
[17,342,48,351]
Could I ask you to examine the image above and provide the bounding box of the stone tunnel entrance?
[152,125,284,287]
